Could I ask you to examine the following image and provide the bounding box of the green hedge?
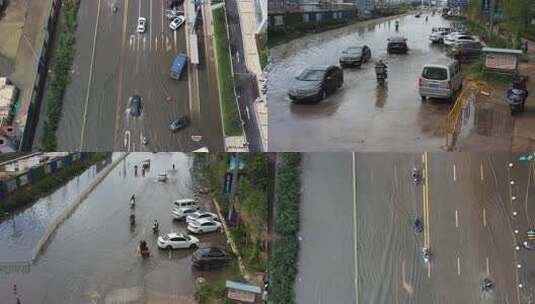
[269,153,301,304]
[0,153,108,216]
[212,7,243,137]
[40,0,81,150]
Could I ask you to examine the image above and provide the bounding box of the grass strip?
[212,7,243,137]
[40,0,81,150]
[269,153,301,304]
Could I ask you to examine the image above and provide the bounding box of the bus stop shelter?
[481,47,523,74]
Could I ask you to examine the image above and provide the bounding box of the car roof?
[389,36,406,42]
[175,198,196,203]
[178,206,195,211]
[167,232,185,238]
[195,218,216,224]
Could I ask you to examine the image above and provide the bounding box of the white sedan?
[186,211,219,224]
[157,172,168,182]
[187,218,222,234]
[172,206,197,220]
[157,233,200,249]
[137,17,147,33]
[169,16,185,31]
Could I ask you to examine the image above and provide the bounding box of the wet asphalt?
[56,0,224,152]
[296,152,535,303]
[268,13,458,152]
[0,153,227,303]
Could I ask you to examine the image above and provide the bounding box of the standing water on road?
[0,153,228,304]
[268,13,456,151]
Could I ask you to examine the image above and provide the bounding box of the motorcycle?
[139,240,150,257]
[113,5,118,13]
[482,278,494,292]
[142,136,148,146]
[411,167,422,184]
[130,214,136,226]
[414,217,424,233]
[395,21,399,31]
[152,222,159,234]
[422,247,431,263]
[506,75,528,115]
[375,64,388,86]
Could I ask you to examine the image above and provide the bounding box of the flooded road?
[0,158,109,262]
[296,153,356,304]
[268,14,456,151]
[296,152,535,303]
[0,153,227,303]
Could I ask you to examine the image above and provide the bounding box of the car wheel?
[420,95,426,102]
[189,244,197,249]
[198,229,203,233]
[166,245,172,250]
[321,89,327,100]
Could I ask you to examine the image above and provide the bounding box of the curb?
[210,198,251,282]
[30,153,129,262]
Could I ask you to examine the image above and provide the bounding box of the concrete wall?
[269,9,359,27]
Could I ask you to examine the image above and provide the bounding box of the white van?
[418,60,462,102]
[173,198,199,209]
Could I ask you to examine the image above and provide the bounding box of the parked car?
[172,206,198,220]
[443,32,472,46]
[157,233,200,249]
[187,218,222,234]
[128,95,142,116]
[339,45,371,68]
[429,29,451,44]
[418,59,463,102]
[192,247,232,270]
[186,211,219,224]
[137,17,147,33]
[169,116,189,132]
[449,40,484,60]
[169,16,185,31]
[288,66,344,103]
[157,172,168,182]
[173,198,198,209]
[387,37,408,54]
[170,53,188,80]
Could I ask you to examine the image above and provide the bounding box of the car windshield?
[422,67,448,80]
[344,47,362,54]
[296,69,324,81]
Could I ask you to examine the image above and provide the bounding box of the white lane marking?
[124,130,131,151]
[401,260,414,294]
[486,257,490,276]
[483,208,487,227]
[166,35,171,52]
[455,210,459,228]
[480,163,484,181]
[143,36,146,51]
[80,0,102,150]
[453,164,457,181]
[245,105,250,121]
[161,0,164,32]
[129,34,135,50]
[457,256,461,276]
[155,36,158,51]
[174,30,177,50]
[149,0,153,50]
[138,0,141,18]
[352,152,359,304]
[236,51,240,63]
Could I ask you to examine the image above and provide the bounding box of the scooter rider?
[375,60,388,84]
[152,220,159,233]
[130,214,136,225]
[395,20,399,31]
[131,194,136,202]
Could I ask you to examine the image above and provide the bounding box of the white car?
[429,30,449,43]
[169,16,185,31]
[172,206,197,220]
[137,17,147,33]
[157,172,168,182]
[186,211,219,224]
[157,233,200,249]
[444,33,476,46]
[187,218,222,234]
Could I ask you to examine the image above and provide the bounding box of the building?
[356,0,375,12]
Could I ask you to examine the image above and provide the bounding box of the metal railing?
[444,80,491,150]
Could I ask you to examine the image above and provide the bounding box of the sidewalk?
[236,0,268,151]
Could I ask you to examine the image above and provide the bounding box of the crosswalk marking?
[126,33,180,53]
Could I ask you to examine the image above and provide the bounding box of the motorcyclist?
[425,16,429,22]
[411,167,421,183]
[375,60,388,84]
[482,278,494,291]
[395,20,399,31]
[130,214,136,225]
[131,194,136,202]
[422,247,430,262]
[139,240,149,256]
[142,136,148,145]
[152,220,159,232]
[113,5,118,13]
[414,217,424,232]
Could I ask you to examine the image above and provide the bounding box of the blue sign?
[223,173,233,196]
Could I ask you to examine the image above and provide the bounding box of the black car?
[192,247,231,270]
[339,45,371,68]
[288,66,344,103]
[167,0,181,8]
[387,37,408,54]
[128,95,142,116]
[169,116,190,132]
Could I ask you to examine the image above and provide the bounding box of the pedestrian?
[17,297,21,304]
[522,41,529,53]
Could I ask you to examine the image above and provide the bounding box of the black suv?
[387,37,408,54]
[128,95,142,116]
[288,66,344,103]
[339,45,371,68]
[192,247,232,270]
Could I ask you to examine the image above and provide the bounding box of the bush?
[269,153,301,304]
[40,0,81,150]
